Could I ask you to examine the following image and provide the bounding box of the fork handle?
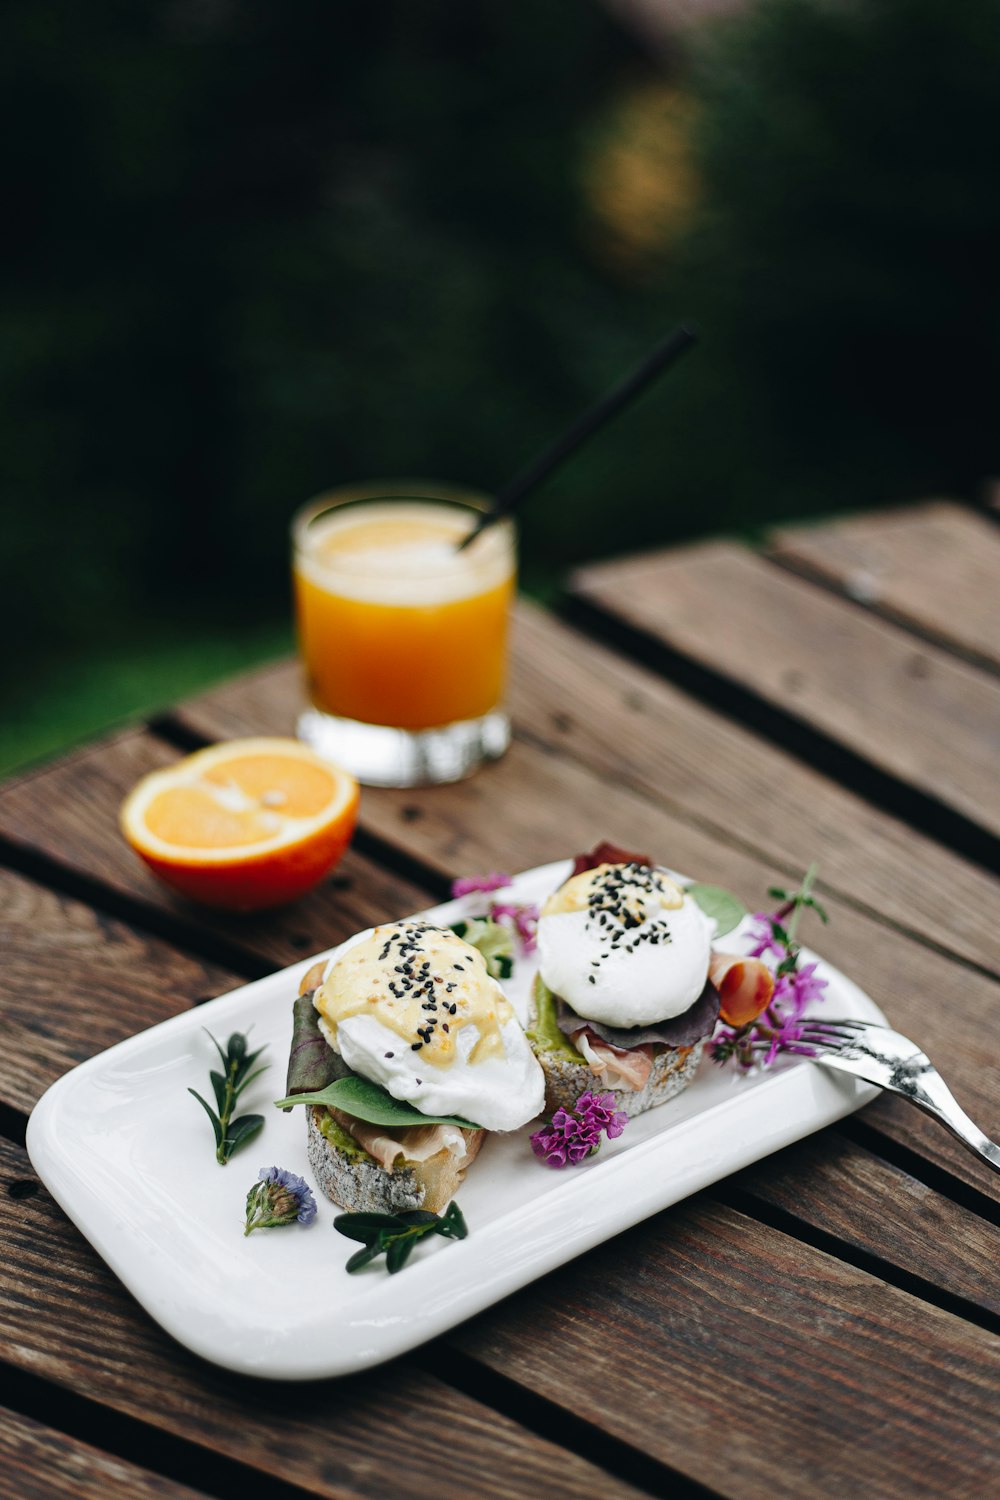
[909,1069,1000,1174]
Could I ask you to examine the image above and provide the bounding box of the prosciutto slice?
[572,1029,655,1089]
[709,953,774,1027]
[329,1108,470,1171]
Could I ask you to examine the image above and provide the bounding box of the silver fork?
[796,1016,1000,1175]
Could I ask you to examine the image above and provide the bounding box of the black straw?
[456,323,698,551]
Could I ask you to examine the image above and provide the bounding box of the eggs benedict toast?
[281,920,545,1214]
[528,845,773,1116]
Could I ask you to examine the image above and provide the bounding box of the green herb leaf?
[386,1236,416,1274]
[233,1065,269,1101]
[209,1070,227,1114]
[192,1031,269,1164]
[439,1202,468,1239]
[224,1113,265,1156]
[188,1088,223,1149]
[205,1030,228,1070]
[687,883,747,939]
[346,1243,384,1273]
[274,1075,481,1131]
[334,1211,405,1243]
[335,1201,469,1275]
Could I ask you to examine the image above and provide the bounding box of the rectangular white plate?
[27,860,885,1380]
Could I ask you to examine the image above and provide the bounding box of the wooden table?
[2,499,999,1499]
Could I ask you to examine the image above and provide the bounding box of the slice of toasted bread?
[533,1038,704,1118]
[305,1105,485,1215]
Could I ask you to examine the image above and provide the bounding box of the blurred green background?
[4,0,1000,774]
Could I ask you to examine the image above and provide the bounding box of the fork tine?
[805,1017,867,1031]
[796,1019,865,1041]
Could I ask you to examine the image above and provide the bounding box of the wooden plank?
[5,862,1000,1322]
[452,1197,1000,1500]
[168,609,1000,979]
[0,1138,648,1500]
[769,501,1000,670]
[169,647,1000,1199]
[0,730,437,973]
[6,661,997,1200]
[572,539,1000,840]
[731,1131,1000,1318]
[0,868,239,1108]
[0,1405,208,1500]
[507,606,999,977]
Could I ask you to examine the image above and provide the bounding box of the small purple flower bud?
[244,1166,317,1235]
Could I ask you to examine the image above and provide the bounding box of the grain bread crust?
[534,1037,705,1117]
[305,1105,485,1215]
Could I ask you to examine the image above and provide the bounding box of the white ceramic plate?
[27,860,885,1381]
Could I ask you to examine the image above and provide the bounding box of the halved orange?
[121,738,360,912]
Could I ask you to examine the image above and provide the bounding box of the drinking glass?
[291,481,516,786]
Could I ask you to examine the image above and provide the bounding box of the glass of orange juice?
[291,481,516,786]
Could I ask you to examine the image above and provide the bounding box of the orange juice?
[292,497,515,731]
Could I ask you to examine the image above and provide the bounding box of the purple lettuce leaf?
[555,979,721,1050]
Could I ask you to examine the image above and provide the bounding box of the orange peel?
[121,738,359,912]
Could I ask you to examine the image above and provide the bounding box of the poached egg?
[314,920,544,1132]
[537,862,713,1027]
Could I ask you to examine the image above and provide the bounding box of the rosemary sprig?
[334,1202,468,1274]
[189,1029,267,1164]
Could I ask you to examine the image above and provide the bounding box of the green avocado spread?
[318,1108,421,1175]
[528,974,585,1063]
[317,1110,375,1164]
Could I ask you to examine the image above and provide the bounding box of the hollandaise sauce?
[315,922,513,1068]
[542,862,684,928]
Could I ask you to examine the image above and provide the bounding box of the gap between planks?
[563,590,1000,879]
[3,714,998,1203]
[765,500,1000,677]
[3,863,1000,1349]
[5,1127,1000,1500]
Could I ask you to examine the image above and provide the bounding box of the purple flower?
[490,899,540,954]
[790,961,827,1014]
[244,1166,317,1235]
[708,872,830,1072]
[530,1091,629,1168]
[451,872,512,898]
[747,915,785,960]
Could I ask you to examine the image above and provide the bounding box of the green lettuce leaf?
[274,1073,481,1131]
[450,916,514,979]
[686,883,747,939]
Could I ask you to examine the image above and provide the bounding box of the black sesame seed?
[384,1051,394,1058]
[411,1042,423,1051]
[589,975,596,984]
